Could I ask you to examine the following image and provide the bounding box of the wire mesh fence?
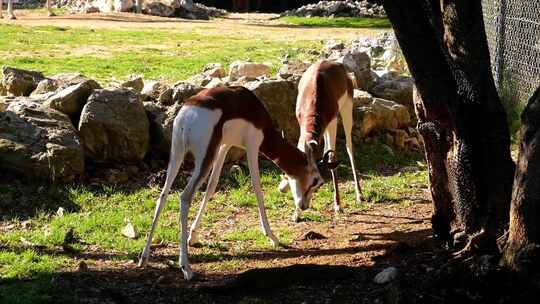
[483,0,540,105]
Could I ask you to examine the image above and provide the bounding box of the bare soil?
[1,11,386,41]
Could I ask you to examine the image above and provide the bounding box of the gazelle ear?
[278,174,290,193]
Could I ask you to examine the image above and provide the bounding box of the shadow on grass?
[0,228,442,304]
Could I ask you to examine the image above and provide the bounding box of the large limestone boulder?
[142,1,175,17]
[44,80,101,120]
[0,100,84,182]
[278,62,311,80]
[369,72,414,110]
[33,73,98,95]
[229,61,272,81]
[141,80,169,101]
[0,82,6,96]
[334,49,373,90]
[202,63,226,78]
[354,98,411,138]
[144,101,182,156]
[245,79,299,141]
[1,66,45,96]
[171,81,203,105]
[120,75,144,92]
[79,89,150,164]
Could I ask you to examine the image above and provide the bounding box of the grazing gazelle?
[138,86,330,280]
[0,0,54,19]
[280,61,363,220]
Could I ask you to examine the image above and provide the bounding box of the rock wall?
[0,33,418,183]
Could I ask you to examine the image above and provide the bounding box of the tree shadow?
[1,228,446,304]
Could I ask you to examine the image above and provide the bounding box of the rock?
[369,72,414,110]
[0,100,85,182]
[202,63,226,78]
[113,0,134,12]
[120,75,144,92]
[324,40,345,52]
[245,79,299,141]
[282,0,386,18]
[141,80,171,103]
[354,98,411,138]
[353,89,373,105]
[107,168,130,184]
[1,66,45,96]
[144,101,181,156]
[33,73,98,95]
[390,129,407,149]
[158,87,174,105]
[278,62,310,80]
[171,81,203,105]
[189,73,213,87]
[335,50,372,90]
[44,80,101,120]
[33,78,59,95]
[204,77,227,89]
[373,267,399,284]
[142,1,175,17]
[121,222,138,239]
[79,88,150,164]
[229,61,272,81]
[404,137,421,151]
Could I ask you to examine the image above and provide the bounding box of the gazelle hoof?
[181,266,194,281]
[188,231,200,246]
[8,15,16,20]
[137,251,149,267]
[292,210,302,223]
[268,236,280,248]
[48,12,56,17]
[333,204,343,214]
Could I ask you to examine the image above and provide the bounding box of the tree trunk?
[383,0,515,250]
[502,87,540,273]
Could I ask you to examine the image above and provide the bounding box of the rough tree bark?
[502,87,540,273]
[383,0,515,251]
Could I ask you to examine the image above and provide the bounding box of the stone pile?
[0,34,418,183]
[282,0,385,18]
[51,0,227,19]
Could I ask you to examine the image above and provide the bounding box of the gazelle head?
[278,140,338,220]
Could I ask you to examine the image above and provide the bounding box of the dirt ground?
[55,201,442,304]
[0,11,385,41]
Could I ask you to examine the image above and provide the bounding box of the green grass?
[280,16,391,29]
[0,24,321,83]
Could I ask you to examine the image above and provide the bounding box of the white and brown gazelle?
[0,0,54,19]
[138,86,329,280]
[280,61,363,220]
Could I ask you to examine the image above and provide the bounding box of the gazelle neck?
[260,129,308,178]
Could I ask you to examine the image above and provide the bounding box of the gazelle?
[138,86,330,280]
[280,61,363,220]
[0,0,54,19]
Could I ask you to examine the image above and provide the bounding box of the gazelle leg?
[324,118,341,213]
[179,158,213,281]
[188,145,231,246]
[1,0,3,19]
[7,0,15,19]
[340,99,363,202]
[47,0,55,16]
[246,141,279,247]
[138,144,184,268]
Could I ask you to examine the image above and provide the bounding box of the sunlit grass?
[0,24,321,83]
[280,16,391,29]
